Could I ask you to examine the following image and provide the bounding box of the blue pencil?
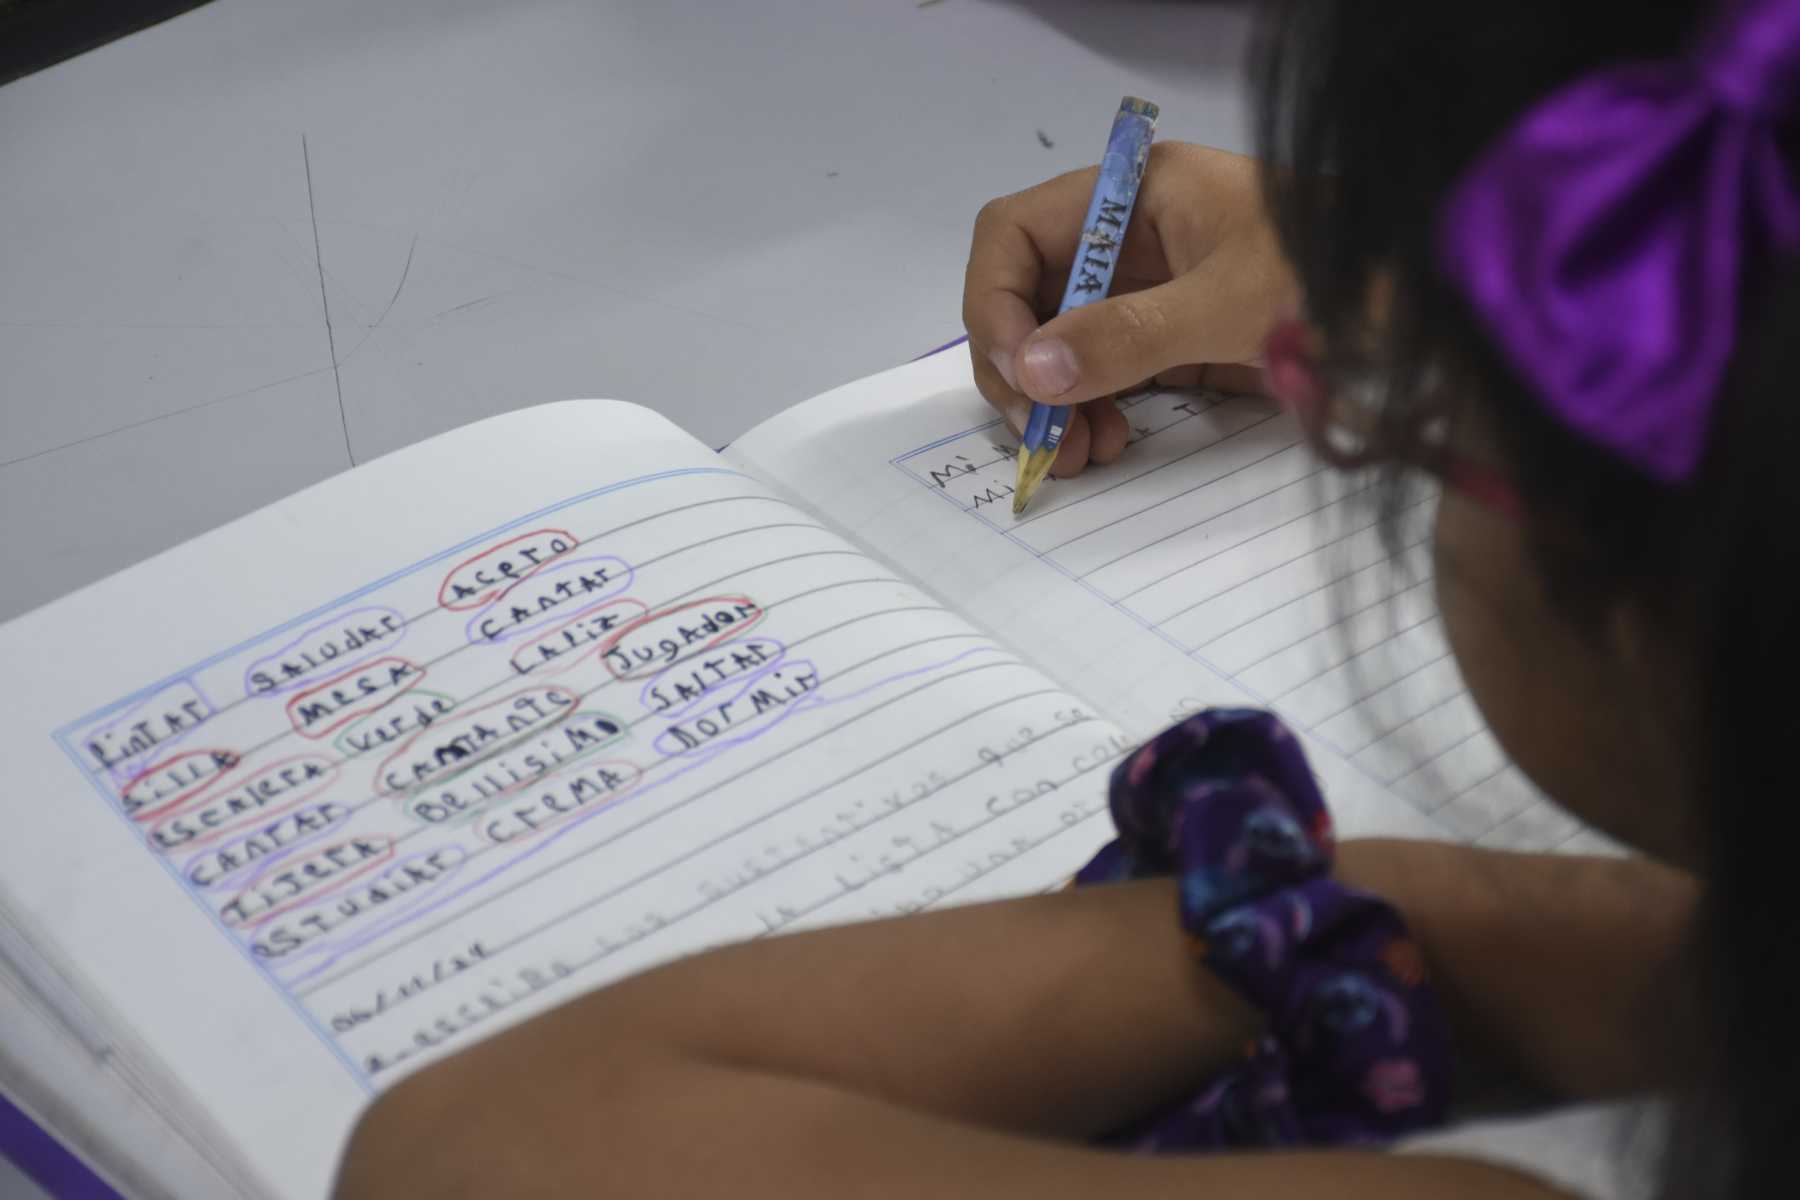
[1012,96,1159,515]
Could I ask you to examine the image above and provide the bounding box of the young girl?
[335,2,1795,1196]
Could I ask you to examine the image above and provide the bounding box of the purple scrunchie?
[1075,708,1453,1151]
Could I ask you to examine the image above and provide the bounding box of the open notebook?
[0,351,1602,1199]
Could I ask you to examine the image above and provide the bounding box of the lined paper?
[2,400,1129,1198]
[730,353,1594,853]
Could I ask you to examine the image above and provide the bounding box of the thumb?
[1009,270,1254,406]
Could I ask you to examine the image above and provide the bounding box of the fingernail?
[1001,397,1029,435]
[1020,337,1078,398]
[987,347,1019,391]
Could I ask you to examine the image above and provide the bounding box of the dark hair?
[1252,2,1800,1195]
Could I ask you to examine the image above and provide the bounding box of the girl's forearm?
[371,878,1259,1144]
[349,840,1694,1163]
[1340,839,1697,1098]
[334,846,1616,1200]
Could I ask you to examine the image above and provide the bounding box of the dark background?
[1,0,210,85]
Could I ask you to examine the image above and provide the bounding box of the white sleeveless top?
[1393,1099,1668,1199]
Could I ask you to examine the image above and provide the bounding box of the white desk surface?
[0,0,1254,622]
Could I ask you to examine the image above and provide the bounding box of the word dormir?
[408,713,628,824]
[376,685,578,794]
[641,637,785,715]
[507,599,647,677]
[655,664,822,755]
[183,801,350,889]
[148,755,338,850]
[84,679,211,774]
[250,847,469,960]
[285,658,425,738]
[438,529,578,611]
[245,607,406,695]
[601,596,763,679]
[467,555,631,643]
[121,749,240,820]
[222,836,396,929]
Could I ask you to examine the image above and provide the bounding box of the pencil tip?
[1011,447,1056,515]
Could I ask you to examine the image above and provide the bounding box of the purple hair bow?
[1437,0,1800,483]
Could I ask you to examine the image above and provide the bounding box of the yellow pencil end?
[1011,446,1057,515]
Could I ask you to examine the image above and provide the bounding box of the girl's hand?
[962,142,1299,475]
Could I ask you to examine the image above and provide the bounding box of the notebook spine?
[0,905,116,1061]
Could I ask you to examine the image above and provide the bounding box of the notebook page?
[0,400,1132,1199]
[730,353,1597,853]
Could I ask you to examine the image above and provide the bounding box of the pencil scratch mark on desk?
[340,234,419,365]
[302,134,355,467]
[430,293,504,322]
[0,365,340,468]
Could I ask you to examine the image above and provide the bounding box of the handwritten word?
[1070,731,1135,778]
[147,755,338,850]
[696,768,949,911]
[928,454,980,489]
[438,529,577,611]
[600,596,764,680]
[285,657,425,739]
[182,802,351,889]
[82,679,211,776]
[375,685,577,795]
[327,942,490,1032]
[361,957,573,1075]
[244,607,405,697]
[640,637,785,718]
[507,598,647,677]
[479,759,642,844]
[223,835,397,929]
[407,711,627,824]
[465,555,633,644]
[752,817,963,935]
[250,847,469,961]
[653,664,821,756]
[969,481,1017,511]
[121,749,240,821]
[334,691,458,757]
[876,792,1110,921]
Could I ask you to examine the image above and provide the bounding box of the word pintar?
[652,664,822,757]
[438,529,577,611]
[508,598,648,677]
[374,685,578,795]
[639,636,786,718]
[146,754,339,850]
[121,749,241,822]
[406,710,627,825]
[478,759,642,844]
[222,835,397,929]
[243,606,406,697]
[285,657,425,739]
[464,555,633,645]
[249,847,470,961]
[599,596,764,681]
[82,679,212,777]
[334,690,459,757]
[182,801,352,890]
